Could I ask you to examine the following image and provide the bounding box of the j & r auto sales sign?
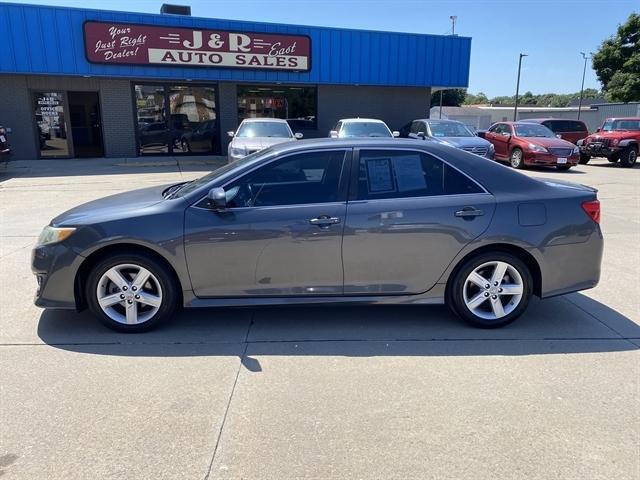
[83,21,311,71]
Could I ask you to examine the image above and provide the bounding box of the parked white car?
[329,118,399,138]
[227,118,302,162]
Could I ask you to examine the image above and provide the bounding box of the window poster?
[366,158,394,193]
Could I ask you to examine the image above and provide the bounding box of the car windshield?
[340,122,392,138]
[514,123,555,138]
[602,119,640,131]
[236,122,291,138]
[428,122,474,137]
[172,148,274,198]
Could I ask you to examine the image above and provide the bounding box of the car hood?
[51,184,169,227]
[523,137,576,149]
[231,137,295,150]
[434,136,491,149]
[588,131,636,140]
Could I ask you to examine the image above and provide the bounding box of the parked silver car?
[32,138,602,333]
[227,118,302,162]
[401,119,495,158]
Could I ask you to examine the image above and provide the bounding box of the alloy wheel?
[462,260,524,320]
[96,263,163,325]
[510,150,523,168]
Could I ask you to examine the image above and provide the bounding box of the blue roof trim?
[0,2,471,88]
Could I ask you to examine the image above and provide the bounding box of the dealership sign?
[83,21,310,71]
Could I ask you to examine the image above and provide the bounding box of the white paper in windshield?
[366,158,394,192]
[392,154,426,192]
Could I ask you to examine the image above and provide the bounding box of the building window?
[237,85,317,130]
[34,92,70,158]
[134,84,219,155]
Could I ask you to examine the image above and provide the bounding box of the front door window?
[34,92,70,158]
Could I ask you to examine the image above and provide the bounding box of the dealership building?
[0,3,471,160]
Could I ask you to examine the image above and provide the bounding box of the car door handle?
[309,215,341,227]
[455,207,484,218]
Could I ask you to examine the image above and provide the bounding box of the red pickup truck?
[577,117,639,168]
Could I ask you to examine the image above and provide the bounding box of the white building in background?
[430,102,640,132]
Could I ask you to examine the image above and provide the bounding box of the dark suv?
[577,117,639,167]
[521,119,589,145]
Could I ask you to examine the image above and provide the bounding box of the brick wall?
[218,82,238,153]
[98,80,136,157]
[0,75,37,159]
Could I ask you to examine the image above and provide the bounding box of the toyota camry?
[32,139,603,332]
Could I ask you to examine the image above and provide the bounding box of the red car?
[577,117,639,168]
[482,121,580,170]
[520,118,589,145]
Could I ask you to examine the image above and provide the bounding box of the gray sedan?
[32,139,603,332]
[401,119,495,158]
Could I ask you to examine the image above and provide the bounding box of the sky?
[5,0,637,97]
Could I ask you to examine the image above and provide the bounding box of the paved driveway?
[1,157,638,479]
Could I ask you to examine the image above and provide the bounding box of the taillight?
[582,200,600,224]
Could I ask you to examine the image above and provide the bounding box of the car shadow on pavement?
[37,293,639,369]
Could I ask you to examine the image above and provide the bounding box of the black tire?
[509,148,525,169]
[447,252,533,328]
[556,165,571,171]
[619,146,638,168]
[86,251,179,332]
[606,157,618,163]
[181,139,191,153]
[579,153,591,164]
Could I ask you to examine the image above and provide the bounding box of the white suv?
[329,118,399,138]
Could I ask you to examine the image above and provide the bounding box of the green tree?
[430,89,467,107]
[463,91,489,105]
[592,12,640,102]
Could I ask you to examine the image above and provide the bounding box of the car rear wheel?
[509,148,525,169]
[448,252,533,328]
[579,153,591,164]
[619,146,637,168]
[86,252,178,332]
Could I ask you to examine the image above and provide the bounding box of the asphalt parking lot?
[0,156,638,479]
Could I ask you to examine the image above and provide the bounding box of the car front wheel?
[579,153,591,164]
[509,148,525,169]
[619,146,637,168]
[448,252,533,328]
[86,252,179,332]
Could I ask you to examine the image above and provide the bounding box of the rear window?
[543,120,587,133]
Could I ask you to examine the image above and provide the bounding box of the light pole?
[513,53,528,121]
[577,52,592,120]
[449,16,457,36]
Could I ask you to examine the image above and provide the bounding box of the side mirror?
[502,132,511,138]
[595,128,601,133]
[207,187,227,209]
[4,127,11,133]
[556,134,562,139]
[416,131,426,139]
[392,131,400,137]
[227,131,235,138]
[329,130,339,138]
[294,132,303,139]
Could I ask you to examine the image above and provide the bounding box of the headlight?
[573,146,579,154]
[229,147,246,157]
[37,226,75,246]
[528,143,548,153]
[611,138,619,146]
[488,143,495,152]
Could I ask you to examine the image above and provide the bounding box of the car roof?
[520,118,586,124]
[338,118,387,123]
[239,118,289,124]
[604,117,640,121]
[413,119,464,124]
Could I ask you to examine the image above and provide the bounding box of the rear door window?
[355,149,483,201]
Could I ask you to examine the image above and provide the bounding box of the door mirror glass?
[556,134,562,138]
[207,187,227,209]
[502,132,511,137]
[329,130,339,138]
[227,131,235,138]
[294,132,303,139]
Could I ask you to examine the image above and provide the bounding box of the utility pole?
[449,16,457,36]
[578,52,592,120]
[513,53,528,121]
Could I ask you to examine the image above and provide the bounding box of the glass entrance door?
[68,91,104,158]
[34,92,71,158]
[134,83,220,156]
